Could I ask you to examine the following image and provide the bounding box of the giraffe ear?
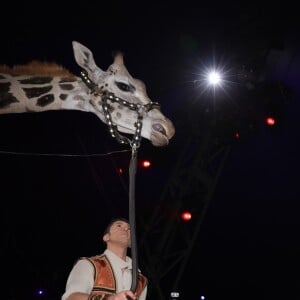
[72,41,104,81]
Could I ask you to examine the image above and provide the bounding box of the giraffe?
[0,41,175,147]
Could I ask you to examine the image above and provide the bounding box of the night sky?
[1,2,300,300]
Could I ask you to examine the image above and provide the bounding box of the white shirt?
[61,249,147,300]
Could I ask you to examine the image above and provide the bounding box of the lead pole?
[129,146,138,294]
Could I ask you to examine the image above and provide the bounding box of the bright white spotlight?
[193,67,226,95]
[192,57,234,98]
[207,70,221,85]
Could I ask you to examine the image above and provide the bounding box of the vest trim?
[81,254,148,298]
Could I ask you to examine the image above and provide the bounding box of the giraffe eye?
[116,81,131,92]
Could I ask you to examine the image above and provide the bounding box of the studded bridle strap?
[80,70,160,150]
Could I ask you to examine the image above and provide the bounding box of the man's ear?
[103,233,109,242]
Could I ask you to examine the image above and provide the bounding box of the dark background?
[1,2,300,300]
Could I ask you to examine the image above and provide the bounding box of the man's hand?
[109,290,136,300]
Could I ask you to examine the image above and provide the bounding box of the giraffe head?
[72,41,175,147]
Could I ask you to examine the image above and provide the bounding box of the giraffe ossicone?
[0,41,175,147]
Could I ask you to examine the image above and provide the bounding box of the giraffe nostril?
[152,123,166,135]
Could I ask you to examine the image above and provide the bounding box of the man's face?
[104,220,131,247]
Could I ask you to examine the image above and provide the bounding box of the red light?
[266,116,276,126]
[141,160,151,168]
[118,168,123,174]
[235,132,240,139]
[181,211,192,221]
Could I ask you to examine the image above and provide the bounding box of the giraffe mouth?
[151,122,174,147]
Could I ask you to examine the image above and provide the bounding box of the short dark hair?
[103,217,129,235]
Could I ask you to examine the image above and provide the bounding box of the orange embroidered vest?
[83,254,147,298]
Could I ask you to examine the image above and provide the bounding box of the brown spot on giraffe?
[37,94,55,107]
[23,86,52,98]
[59,84,75,90]
[0,82,19,108]
[19,77,53,84]
[59,78,77,83]
[59,94,68,100]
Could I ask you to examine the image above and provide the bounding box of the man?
[61,218,148,300]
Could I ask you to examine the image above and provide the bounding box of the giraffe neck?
[0,72,92,115]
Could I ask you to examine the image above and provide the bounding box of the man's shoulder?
[85,253,105,258]
[80,253,107,261]
[81,253,111,265]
